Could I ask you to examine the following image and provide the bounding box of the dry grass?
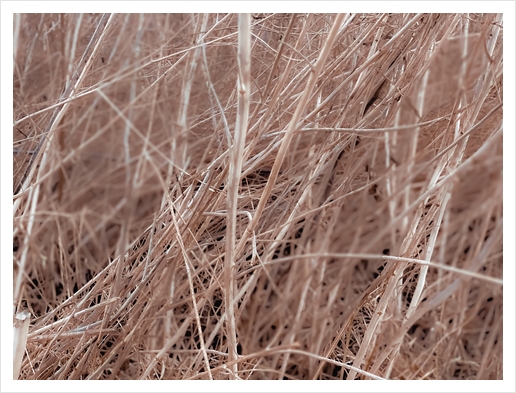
[13,13,503,380]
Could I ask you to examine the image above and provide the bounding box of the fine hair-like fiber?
[13,13,502,380]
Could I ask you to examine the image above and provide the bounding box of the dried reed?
[13,13,503,380]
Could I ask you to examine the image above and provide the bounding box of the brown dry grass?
[13,13,503,380]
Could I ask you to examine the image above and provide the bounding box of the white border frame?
[1,2,514,392]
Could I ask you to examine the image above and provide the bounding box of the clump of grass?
[13,13,502,380]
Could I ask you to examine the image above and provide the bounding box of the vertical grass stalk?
[225,13,251,379]
[13,311,31,380]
